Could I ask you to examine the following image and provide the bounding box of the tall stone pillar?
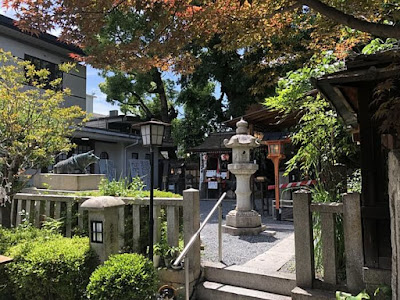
[222,119,265,235]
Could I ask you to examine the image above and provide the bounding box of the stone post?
[157,189,200,298]
[293,190,314,288]
[81,196,125,262]
[321,212,337,285]
[183,188,200,278]
[389,150,400,299]
[343,193,364,293]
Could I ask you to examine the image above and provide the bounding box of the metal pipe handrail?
[173,192,227,267]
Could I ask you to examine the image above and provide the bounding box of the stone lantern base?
[222,210,266,236]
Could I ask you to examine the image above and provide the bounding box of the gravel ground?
[199,199,294,266]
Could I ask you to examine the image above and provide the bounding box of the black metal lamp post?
[140,119,168,260]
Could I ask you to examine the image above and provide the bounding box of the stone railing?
[9,193,88,237]
[6,191,192,255]
[293,190,364,293]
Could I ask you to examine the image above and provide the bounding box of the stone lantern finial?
[236,118,248,134]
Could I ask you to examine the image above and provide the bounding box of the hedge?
[1,236,98,300]
[86,253,158,300]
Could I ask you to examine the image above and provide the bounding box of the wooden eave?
[224,106,299,132]
[313,63,400,129]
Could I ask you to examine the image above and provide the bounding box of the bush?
[2,236,98,300]
[80,177,181,198]
[86,253,158,300]
[0,223,61,255]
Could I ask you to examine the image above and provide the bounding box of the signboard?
[206,170,217,177]
[208,181,218,190]
[99,159,116,181]
[129,159,151,190]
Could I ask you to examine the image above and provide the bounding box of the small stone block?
[222,224,266,236]
[261,230,276,237]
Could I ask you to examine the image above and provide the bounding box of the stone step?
[291,287,336,300]
[203,262,296,296]
[197,281,292,300]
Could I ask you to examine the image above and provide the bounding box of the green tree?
[185,35,311,118]
[265,51,357,193]
[172,82,222,155]
[99,68,177,123]
[0,49,85,226]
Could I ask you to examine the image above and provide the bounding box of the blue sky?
[86,66,121,115]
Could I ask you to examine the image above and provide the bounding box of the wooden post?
[389,150,400,299]
[293,190,314,288]
[321,212,337,285]
[343,193,364,293]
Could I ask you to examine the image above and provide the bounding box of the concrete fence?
[2,191,190,255]
[293,190,364,293]
[1,189,201,296]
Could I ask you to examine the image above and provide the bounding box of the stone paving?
[199,198,295,268]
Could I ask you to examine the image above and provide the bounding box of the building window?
[90,221,103,243]
[145,154,151,160]
[75,145,92,154]
[132,153,138,159]
[100,152,109,159]
[24,54,63,90]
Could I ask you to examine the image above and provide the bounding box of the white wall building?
[0,14,162,188]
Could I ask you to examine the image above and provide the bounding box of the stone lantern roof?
[223,119,260,148]
[81,196,125,210]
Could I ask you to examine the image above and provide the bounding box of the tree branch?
[131,91,153,118]
[300,0,400,38]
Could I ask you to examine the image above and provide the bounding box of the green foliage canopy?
[0,49,85,202]
[265,52,357,182]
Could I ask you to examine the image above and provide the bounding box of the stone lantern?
[81,196,125,262]
[222,119,266,235]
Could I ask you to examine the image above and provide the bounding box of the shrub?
[2,236,98,300]
[80,177,180,198]
[0,223,60,255]
[86,253,158,300]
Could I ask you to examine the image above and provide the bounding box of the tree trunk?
[151,68,170,124]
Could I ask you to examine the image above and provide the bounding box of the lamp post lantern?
[140,119,169,260]
[265,139,290,221]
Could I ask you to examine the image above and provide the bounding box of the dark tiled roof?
[190,132,234,152]
[225,103,299,132]
[0,14,85,55]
